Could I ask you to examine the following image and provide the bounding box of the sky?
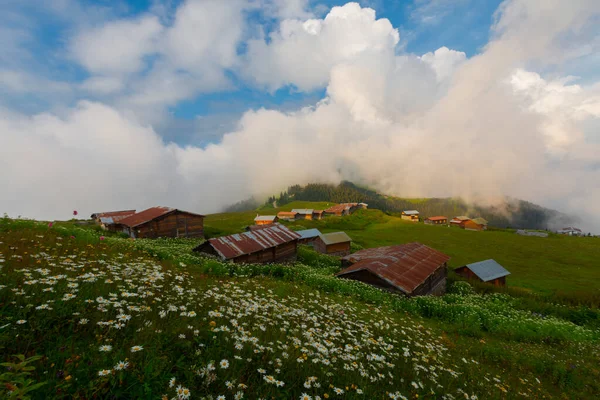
[1,0,600,231]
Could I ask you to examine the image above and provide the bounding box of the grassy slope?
[204,203,600,297]
[2,220,600,399]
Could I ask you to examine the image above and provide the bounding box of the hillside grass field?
[1,214,600,398]
[205,201,600,300]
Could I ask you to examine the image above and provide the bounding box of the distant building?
[464,220,485,231]
[118,207,204,239]
[337,243,450,297]
[455,259,510,287]
[193,224,300,263]
[254,215,278,225]
[424,216,447,225]
[471,218,488,230]
[291,209,314,220]
[324,203,366,217]
[557,227,583,236]
[312,210,324,220]
[450,216,471,228]
[401,210,420,222]
[314,232,352,256]
[277,211,298,221]
[90,210,136,231]
[296,228,322,245]
[516,230,548,238]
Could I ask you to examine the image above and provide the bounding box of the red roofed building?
[118,207,205,239]
[324,203,367,217]
[424,216,448,225]
[193,224,301,264]
[337,243,450,297]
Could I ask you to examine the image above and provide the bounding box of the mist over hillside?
[225,181,579,231]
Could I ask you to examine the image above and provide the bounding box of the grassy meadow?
[1,212,600,399]
[205,202,600,299]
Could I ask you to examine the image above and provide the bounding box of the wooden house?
[471,218,488,230]
[90,210,136,231]
[450,216,471,228]
[324,203,365,217]
[401,210,420,222]
[277,211,298,221]
[193,224,300,264]
[464,220,484,231]
[455,259,510,287]
[312,210,324,220]
[118,207,204,239]
[314,232,352,256]
[424,216,447,225]
[337,243,450,297]
[254,215,278,225]
[296,228,322,245]
[291,209,314,220]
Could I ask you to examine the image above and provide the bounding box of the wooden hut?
[296,228,322,245]
[90,210,136,231]
[471,218,488,230]
[313,232,352,256]
[464,220,484,231]
[424,216,447,225]
[401,210,420,222]
[291,209,314,220]
[312,210,324,220]
[118,207,204,239]
[254,215,278,225]
[450,216,471,228]
[455,259,510,287]
[277,211,298,221]
[193,224,300,264]
[337,243,450,297]
[324,203,363,217]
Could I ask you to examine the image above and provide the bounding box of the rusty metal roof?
[338,243,450,294]
[324,203,358,213]
[91,210,136,220]
[425,216,447,221]
[119,207,204,228]
[197,224,301,260]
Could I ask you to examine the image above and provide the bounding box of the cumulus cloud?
[1,0,600,233]
[244,2,400,91]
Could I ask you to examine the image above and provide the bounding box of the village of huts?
[91,202,513,297]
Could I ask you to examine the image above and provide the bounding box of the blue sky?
[1,0,503,146]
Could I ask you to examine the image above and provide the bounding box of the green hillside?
[255,181,580,231]
[205,202,600,300]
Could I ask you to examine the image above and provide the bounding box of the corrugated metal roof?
[471,217,488,225]
[338,243,450,294]
[426,216,447,221]
[319,231,352,245]
[325,203,358,213]
[451,216,471,221]
[461,259,510,282]
[296,228,322,239]
[198,224,301,260]
[254,215,277,222]
[119,207,204,228]
[91,210,136,220]
[291,209,314,214]
[402,210,420,215]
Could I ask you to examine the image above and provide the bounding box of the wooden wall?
[314,239,351,257]
[425,219,447,225]
[411,264,447,296]
[401,214,419,221]
[133,211,204,239]
[455,267,506,287]
[340,270,404,294]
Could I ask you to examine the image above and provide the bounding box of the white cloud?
[420,46,466,81]
[70,15,163,75]
[244,2,400,91]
